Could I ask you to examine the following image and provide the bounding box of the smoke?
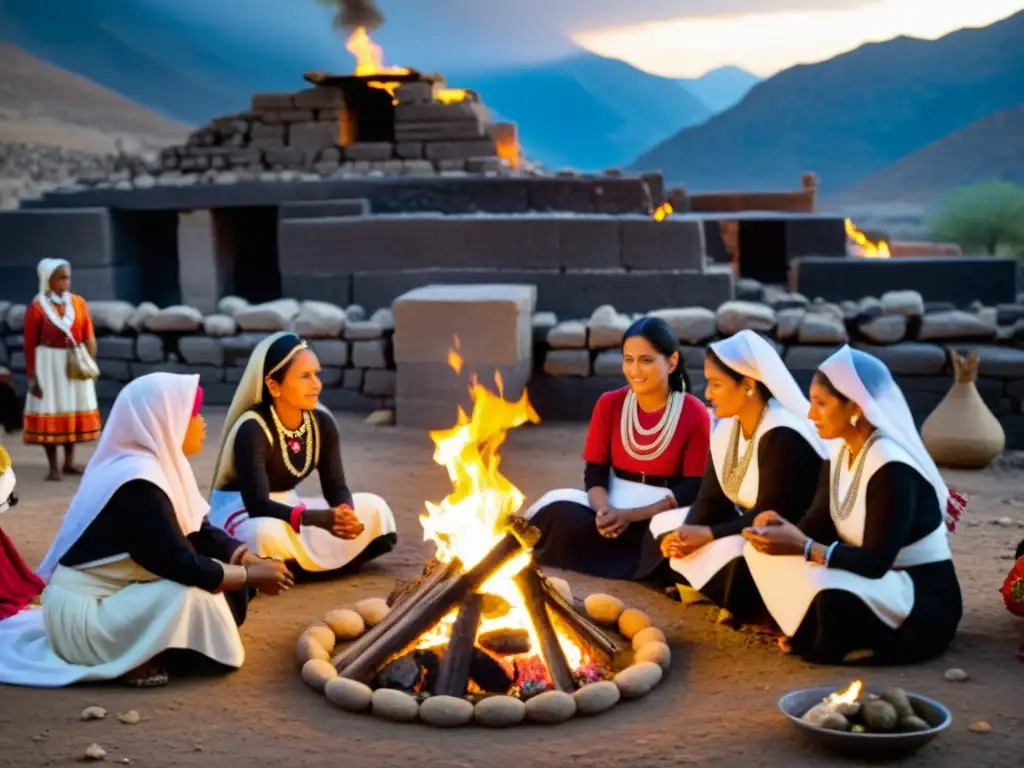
[317,0,386,32]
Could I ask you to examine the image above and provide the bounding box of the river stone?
[146,305,203,333]
[775,308,806,341]
[89,301,135,334]
[631,626,667,651]
[617,608,652,638]
[881,290,924,318]
[979,347,1024,379]
[301,659,338,692]
[614,661,664,699]
[5,304,25,332]
[370,307,395,331]
[634,641,671,670]
[218,295,249,317]
[480,594,512,618]
[546,576,572,604]
[716,300,777,335]
[524,690,577,723]
[129,302,158,332]
[798,312,848,344]
[584,593,625,625]
[479,628,531,655]
[371,689,420,722]
[292,300,347,338]
[235,298,301,331]
[919,310,996,341]
[295,634,331,666]
[303,625,336,653]
[324,608,365,640]
[860,314,907,344]
[419,695,474,727]
[354,597,390,626]
[203,313,238,337]
[548,320,588,349]
[324,677,373,711]
[648,307,717,344]
[345,304,367,322]
[588,305,630,349]
[473,695,526,727]
[573,681,620,715]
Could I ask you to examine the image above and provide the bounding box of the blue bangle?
[803,538,814,561]
[824,542,839,567]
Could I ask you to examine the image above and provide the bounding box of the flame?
[845,218,890,258]
[346,27,408,101]
[412,337,584,671]
[436,88,470,104]
[828,679,863,705]
[652,202,673,222]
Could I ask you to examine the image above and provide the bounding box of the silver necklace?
[620,390,683,462]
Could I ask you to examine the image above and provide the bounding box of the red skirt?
[0,527,43,620]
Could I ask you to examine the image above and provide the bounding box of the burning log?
[539,576,626,659]
[338,521,539,683]
[433,593,484,697]
[334,558,462,671]
[516,568,576,693]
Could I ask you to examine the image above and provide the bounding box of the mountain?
[676,66,760,114]
[447,53,711,170]
[831,106,1024,204]
[630,10,1024,192]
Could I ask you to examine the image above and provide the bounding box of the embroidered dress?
[0,446,44,620]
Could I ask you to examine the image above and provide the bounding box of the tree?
[929,181,1024,258]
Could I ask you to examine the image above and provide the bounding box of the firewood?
[539,575,626,658]
[516,568,576,693]
[433,593,484,696]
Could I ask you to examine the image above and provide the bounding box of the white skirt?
[23,346,100,444]
[648,507,748,592]
[0,559,244,687]
[208,489,398,572]
[523,475,679,521]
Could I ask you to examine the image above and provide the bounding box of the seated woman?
[208,332,397,576]
[1,444,45,620]
[0,373,293,688]
[742,346,963,665]
[523,317,710,581]
[657,330,828,623]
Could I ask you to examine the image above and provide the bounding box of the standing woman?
[657,330,828,623]
[23,259,102,480]
[523,317,710,581]
[743,346,963,664]
[208,332,398,577]
[0,443,45,620]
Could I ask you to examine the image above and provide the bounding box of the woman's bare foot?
[62,465,83,476]
[45,469,62,482]
[123,662,169,688]
[777,636,793,654]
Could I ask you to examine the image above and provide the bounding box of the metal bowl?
[778,685,951,758]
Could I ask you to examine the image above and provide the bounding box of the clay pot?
[921,347,1004,468]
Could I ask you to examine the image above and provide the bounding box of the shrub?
[929,181,1024,258]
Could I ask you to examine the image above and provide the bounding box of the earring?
[744,388,753,397]
[850,413,860,427]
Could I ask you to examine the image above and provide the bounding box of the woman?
[523,317,710,581]
[23,258,102,480]
[0,373,293,688]
[208,332,397,576]
[1002,538,1024,661]
[1,443,45,619]
[656,330,828,623]
[742,345,963,665]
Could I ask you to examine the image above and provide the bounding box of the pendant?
[287,438,302,454]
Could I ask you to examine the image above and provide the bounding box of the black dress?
[674,427,823,623]
[790,462,963,665]
[61,479,252,627]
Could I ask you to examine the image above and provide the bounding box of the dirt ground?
[1,409,1022,767]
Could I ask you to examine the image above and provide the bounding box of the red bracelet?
[289,504,306,532]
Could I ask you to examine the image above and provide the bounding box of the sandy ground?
[1,409,1022,767]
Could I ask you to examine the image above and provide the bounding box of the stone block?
[225,366,247,384]
[395,360,531,400]
[783,345,842,371]
[136,334,165,363]
[179,336,225,366]
[526,375,623,421]
[94,379,124,401]
[859,314,907,344]
[854,342,948,375]
[98,359,132,382]
[251,123,287,140]
[395,142,424,159]
[318,388,378,412]
[395,396,473,430]
[784,217,847,258]
[547,321,588,349]
[977,347,1024,379]
[648,308,717,345]
[345,143,394,162]
[392,284,536,366]
[543,349,591,377]
[310,339,349,367]
[593,349,623,377]
[97,336,137,361]
[292,87,344,109]
[264,147,307,166]
[619,219,705,271]
[221,333,269,366]
[557,218,621,269]
[201,383,244,406]
[424,140,496,161]
[288,122,339,153]
[395,82,434,105]
[363,369,397,398]
[279,199,370,219]
[343,368,364,390]
[351,339,391,368]
[129,361,189,378]
[146,305,204,333]
[394,102,486,122]
[0,208,113,267]
[918,311,997,341]
[319,367,343,387]
[344,321,385,341]
[532,311,558,345]
[251,93,295,110]
[279,273,353,306]
[395,121,485,142]
[8,351,25,372]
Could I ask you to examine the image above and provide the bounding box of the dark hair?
[812,371,850,403]
[704,347,773,403]
[622,317,691,393]
[262,333,306,401]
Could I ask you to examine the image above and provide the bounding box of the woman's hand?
[29,378,43,399]
[752,510,784,528]
[304,506,365,539]
[595,507,631,539]
[660,525,713,558]
[742,518,808,556]
[245,560,294,596]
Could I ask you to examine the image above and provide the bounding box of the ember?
[652,202,673,222]
[845,218,891,258]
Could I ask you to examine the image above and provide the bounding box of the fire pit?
[295,345,670,726]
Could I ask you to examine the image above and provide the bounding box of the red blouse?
[583,387,710,478]
[23,295,95,379]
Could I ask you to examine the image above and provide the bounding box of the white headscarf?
[0,445,15,514]
[36,373,208,580]
[818,345,953,525]
[210,331,311,491]
[36,258,70,298]
[709,329,829,458]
